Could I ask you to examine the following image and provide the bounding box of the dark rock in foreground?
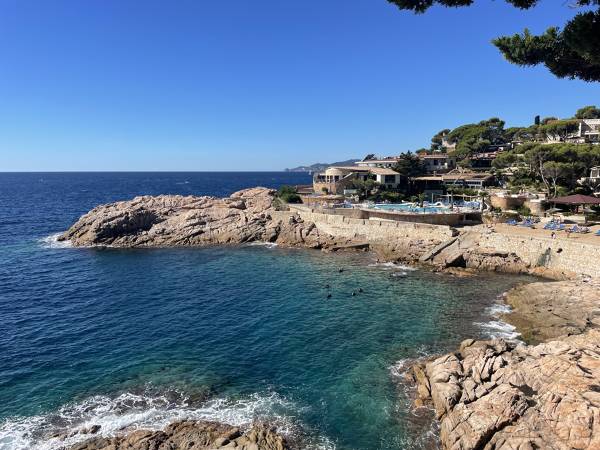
[70,420,288,450]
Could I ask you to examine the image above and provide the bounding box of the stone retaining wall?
[273,208,456,243]
[476,231,600,278]
[290,205,478,226]
[276,207,600,278]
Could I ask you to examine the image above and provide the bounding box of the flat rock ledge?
[69,420,287,450]
[503,279,600,344]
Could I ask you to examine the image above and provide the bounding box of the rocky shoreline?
[59,187,600,450]
[58,187,340,250]
[58,187,534,276]
[67,420,288,450]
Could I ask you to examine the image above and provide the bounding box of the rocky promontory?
[59,188,530,276]
[59,188,338,249]
[69,420,287,450]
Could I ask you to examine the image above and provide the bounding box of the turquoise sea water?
[0,173,529,450]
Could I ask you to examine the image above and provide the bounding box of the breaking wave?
[476,297,521,340]
[38,233,72,249]
[476,320,520,340]
[0,390,334,450]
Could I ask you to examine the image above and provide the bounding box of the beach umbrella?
[546,207,562,214]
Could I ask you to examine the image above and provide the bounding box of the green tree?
[541,117,558,125]
[539,119,579,141]
[492,151,519,170]
[386,1,600,82]
[575,105,600,119]
[351,177,380,199]
[392,152,426,177]
[276,185,301,203]
[542,161,570,197]
[431,128,451,150]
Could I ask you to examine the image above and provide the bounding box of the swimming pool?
[371,203,449,214]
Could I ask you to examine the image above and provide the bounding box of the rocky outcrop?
[59,188,337,249]
[420,232,530,275]
[503,279,600,344]
[406,330,600,450]
[69,420,288,450]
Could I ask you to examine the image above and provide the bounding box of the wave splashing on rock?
[0,389,333,450]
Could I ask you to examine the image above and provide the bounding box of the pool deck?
[478,223,600,247]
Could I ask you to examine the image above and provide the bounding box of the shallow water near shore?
[0,173,535,450]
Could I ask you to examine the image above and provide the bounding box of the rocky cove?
[58,187,600,450]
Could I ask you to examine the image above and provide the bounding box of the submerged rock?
[69,420,288,450]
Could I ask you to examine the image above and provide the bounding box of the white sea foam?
[38,233,72,249]
[391,271,408,278]
[0,390,331,450]
[246,242,278,249]
[476,298,521,340]
[389,359,411,378]
[476,320,521,340]
[486,302,512,316]
[368,262,417,272]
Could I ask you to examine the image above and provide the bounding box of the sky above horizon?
[1,0,600,171]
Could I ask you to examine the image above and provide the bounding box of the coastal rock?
[504,279,600,344]
[69,420,288,450]
[426,232,530,274]
[407,329,600,450]
[59,188,336,249]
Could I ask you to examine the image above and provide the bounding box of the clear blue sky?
[1,0,599,171]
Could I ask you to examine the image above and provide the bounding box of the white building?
[578,166,600,190]
[355,157,400,169]
[579,119,600,144]
[313,166,403,194]
[419,154,456,173]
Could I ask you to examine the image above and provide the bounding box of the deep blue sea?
[0,172,529,450]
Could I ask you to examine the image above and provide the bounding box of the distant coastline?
[284,159,359,173]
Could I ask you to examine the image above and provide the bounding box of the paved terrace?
[486,223,600,246]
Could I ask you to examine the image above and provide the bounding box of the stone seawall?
[282,207,600,279]
[476,230,600,278]
[289,204,477,227]
[273,209,456,244]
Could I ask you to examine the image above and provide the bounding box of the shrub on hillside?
[277,185,301,204]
